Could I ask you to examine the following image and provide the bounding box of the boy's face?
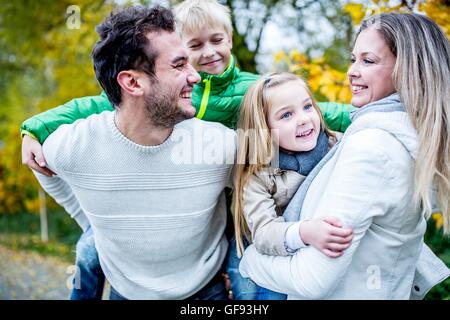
[182,27,232,75]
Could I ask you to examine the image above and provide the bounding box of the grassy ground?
[0,211,81,263]
[0,211,449,299]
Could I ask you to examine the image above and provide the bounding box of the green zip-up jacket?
[194,56,259,129]
[21,56,355,143]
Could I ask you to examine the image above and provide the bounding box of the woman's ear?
[117,70,145,97]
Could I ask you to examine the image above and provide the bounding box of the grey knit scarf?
[278,131,329,176]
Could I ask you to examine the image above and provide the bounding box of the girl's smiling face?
[267,81,321,153]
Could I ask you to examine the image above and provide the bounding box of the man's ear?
[117,70,145,97]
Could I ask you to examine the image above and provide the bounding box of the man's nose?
[187,64,200,85]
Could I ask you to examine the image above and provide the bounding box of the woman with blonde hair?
[239,13,450,299]
[227,72,354,300]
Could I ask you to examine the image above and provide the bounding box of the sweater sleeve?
[33,126,90,232]
[317,102,355,133]
[243,173,296,256]
[33,172,90,232]
[20,92,113,144]
[239,130,400,299]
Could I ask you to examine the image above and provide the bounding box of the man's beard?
[144,84,191,128]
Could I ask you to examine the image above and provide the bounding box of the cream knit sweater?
[35,111,236,299]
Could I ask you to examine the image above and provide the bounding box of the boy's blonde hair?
[173,0,233,38]
[233,72,334,257]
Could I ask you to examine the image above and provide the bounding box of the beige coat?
[242,135,340,256]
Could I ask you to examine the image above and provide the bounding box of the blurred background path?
[0,245,70,299]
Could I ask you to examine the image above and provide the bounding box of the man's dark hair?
[92,5,175,106]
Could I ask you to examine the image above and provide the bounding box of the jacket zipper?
[197,77,211,120]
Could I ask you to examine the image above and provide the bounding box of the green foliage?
[231,29,258,73]
[0,211,81,262]
[424,220,450,300]
[0,0,113,215]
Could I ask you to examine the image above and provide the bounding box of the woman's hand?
[299,217,353,258]
[21,135,56,177]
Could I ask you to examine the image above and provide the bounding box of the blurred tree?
[273,49,352,103]
[270,0,354,103]
[344,0,418,25]
[169,0,349,73]
[344,0,449,39]
[0,0,113,215]
[272,0,450,103]
[419,0,450,38]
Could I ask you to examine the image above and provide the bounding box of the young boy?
[21,0,354,300]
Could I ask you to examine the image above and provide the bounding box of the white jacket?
[240,108,450,299]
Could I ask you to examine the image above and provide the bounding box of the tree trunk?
[39,188,48,243]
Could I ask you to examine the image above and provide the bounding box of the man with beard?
[32,6,236,300]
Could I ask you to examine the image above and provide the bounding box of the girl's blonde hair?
[358,13,450,234]
[233,72,334,256]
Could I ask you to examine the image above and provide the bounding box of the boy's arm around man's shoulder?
[21,92,113,144]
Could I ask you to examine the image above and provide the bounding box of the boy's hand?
[21,135,56,177]
[299,216,353,258]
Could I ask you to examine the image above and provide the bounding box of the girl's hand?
[299,216,353,258]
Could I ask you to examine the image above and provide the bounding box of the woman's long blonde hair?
[233,72,334,256]
[359,13,450,233]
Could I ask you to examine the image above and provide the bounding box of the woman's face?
[348,27,397,107]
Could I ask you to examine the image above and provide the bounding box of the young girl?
[227,72,354,300]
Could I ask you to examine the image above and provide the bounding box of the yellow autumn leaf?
[308,76,322,92]
[344,3,366,25]
[432,213,444,229]
[339,86,352,103]
[308,65,322,77]
[290,49,308,64]
[419,0,450,39]
[274,51,287,63]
